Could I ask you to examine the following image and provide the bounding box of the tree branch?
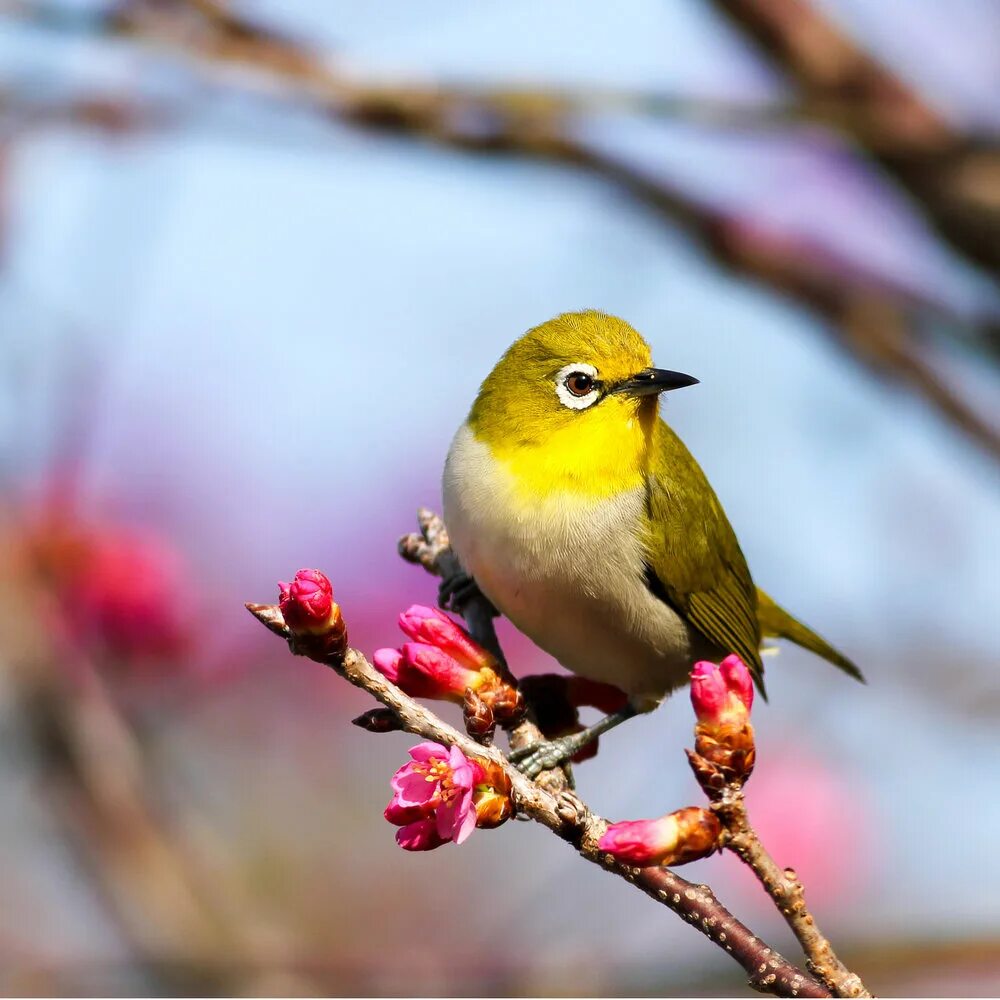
[9,0,998,460]
[705,0,1000,277]
[247,511,843,998]
[716,786,869,998]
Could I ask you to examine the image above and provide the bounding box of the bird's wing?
[643,422,765,691]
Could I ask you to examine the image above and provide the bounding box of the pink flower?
[397,605,492,670]
[71,531,187,661]
[385,742,482,850]
[599,807,722,867]
[373,642,485,703]
[278,569,335,633]
[690,654,753,729]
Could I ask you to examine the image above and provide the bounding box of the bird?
[442,310,862,776]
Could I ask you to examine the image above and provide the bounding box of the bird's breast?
[442,424,696,702]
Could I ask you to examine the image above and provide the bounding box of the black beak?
[613,367,699,398]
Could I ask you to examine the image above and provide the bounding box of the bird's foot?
[508,734,589,779]
[438,571,493,615]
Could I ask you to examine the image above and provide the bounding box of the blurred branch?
[705,0,1000,277]
[245,509,867,998]
[4,0,999,460]
[0,523,310,994]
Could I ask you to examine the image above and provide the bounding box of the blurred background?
[1,0,999,995]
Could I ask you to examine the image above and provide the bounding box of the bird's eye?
[555,363,600,410]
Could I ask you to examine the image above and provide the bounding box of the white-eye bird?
[442,311,862,776]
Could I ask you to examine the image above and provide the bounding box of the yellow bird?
[442,311,862,775]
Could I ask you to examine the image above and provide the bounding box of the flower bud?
[278,569,334,632]
[398,605,493,670]
[406,642,484,701]
[463,687,496,741]
[275,568,348,661]
[472,759,514,829]
[598,806,722,867]
[351,707,403,733]
[372,648,403,683]
[688,656,756,790]
[690,655,753,730]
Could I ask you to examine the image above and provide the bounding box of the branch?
[716,787,869,998]
[11,0,999,460]
[705,0,1000,277]
[1,525,309,994]
[408,510,870,996]
[247,512,837,998]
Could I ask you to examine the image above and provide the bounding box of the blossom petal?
[452,786,478,845]
[390,762,437,808]
[407,741,448,764]
[396,818,447,852]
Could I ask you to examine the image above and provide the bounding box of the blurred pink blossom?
[69,529,187,661]
[729,748,873,910]
[25,505,189,667]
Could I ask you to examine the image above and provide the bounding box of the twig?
[716,786,871,998]
[248,511,835,998]
[248,617,829,998]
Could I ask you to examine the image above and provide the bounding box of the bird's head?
[467,311,698,497]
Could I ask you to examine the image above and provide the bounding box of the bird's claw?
[508,735,583,779]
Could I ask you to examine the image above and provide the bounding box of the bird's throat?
[478,401,658,502]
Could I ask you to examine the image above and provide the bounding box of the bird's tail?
[756,589,865,682]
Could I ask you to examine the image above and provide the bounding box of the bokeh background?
[1,0,999,995]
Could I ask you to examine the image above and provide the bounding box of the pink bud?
[719,654,754,713]
[397,642,481,702]
[278,569,335,633]
[690,661,728,722]
[398,605,492,670]
[599,815,682,866]
[599,807,722,867]
[690,656,753,729]
[372,648,403,683]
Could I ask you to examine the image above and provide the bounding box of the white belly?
[442,424,708,706]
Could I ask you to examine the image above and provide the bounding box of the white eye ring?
[555,363,600,410]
